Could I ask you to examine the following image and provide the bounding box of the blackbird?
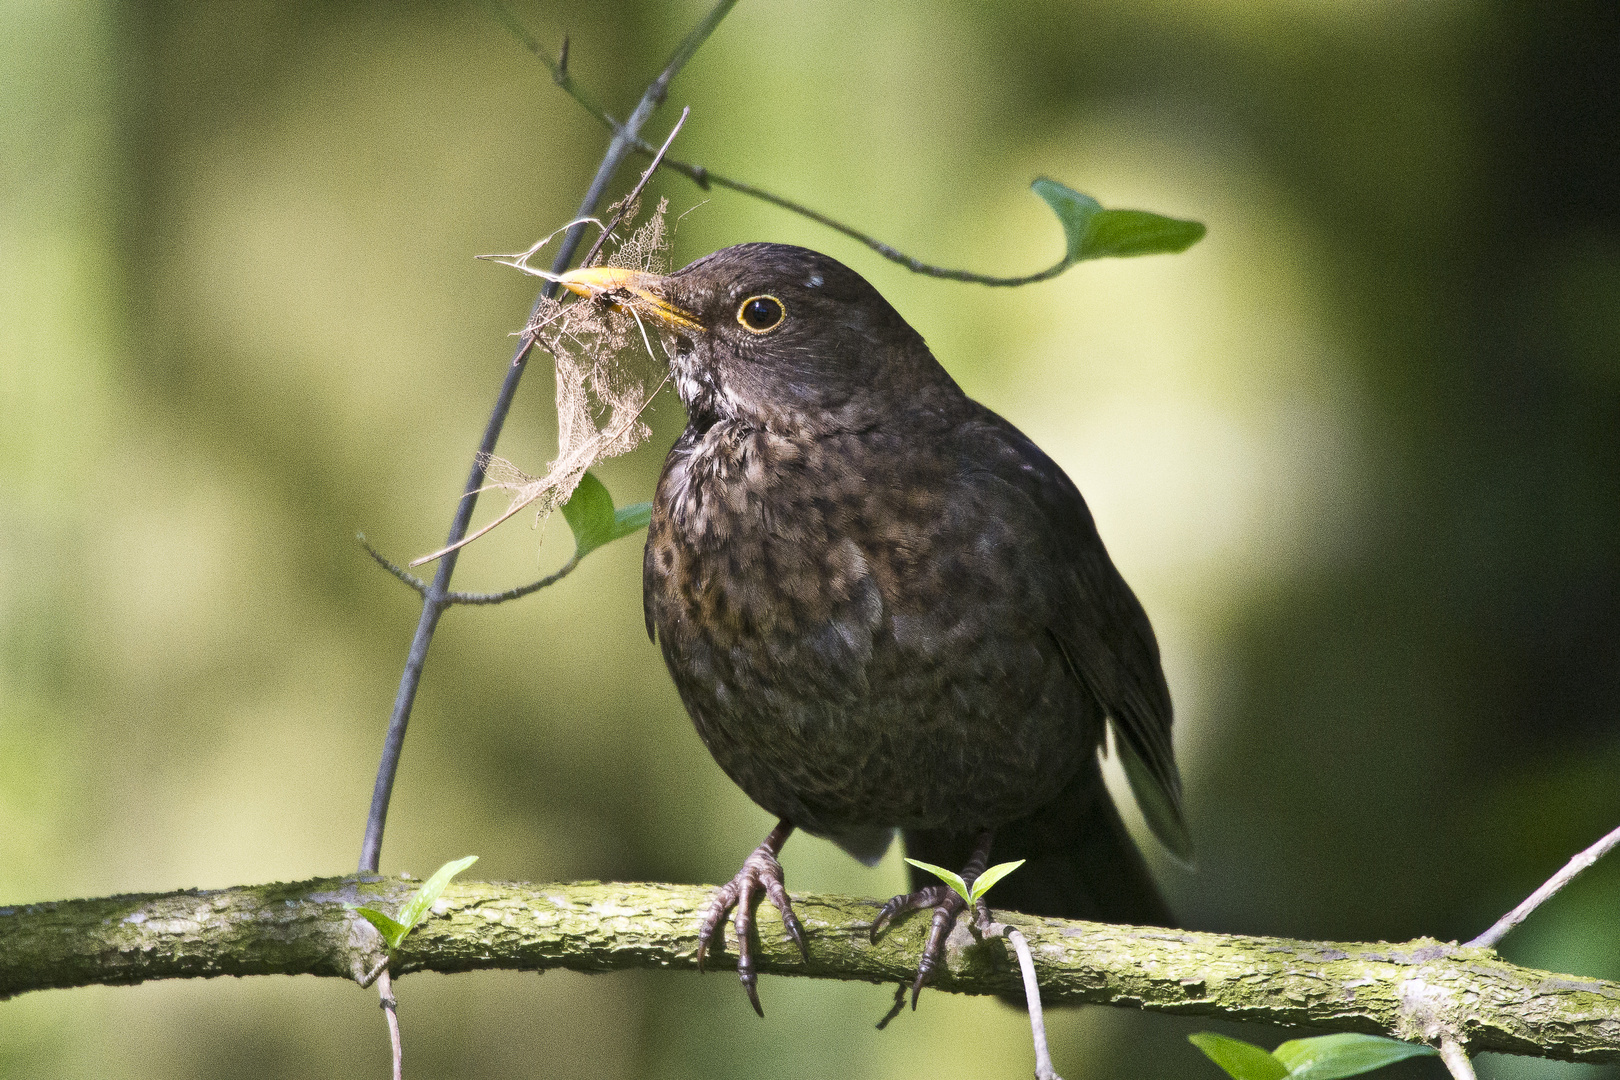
[560,243,1190,1015]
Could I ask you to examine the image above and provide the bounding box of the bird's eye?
[737,295,785,334]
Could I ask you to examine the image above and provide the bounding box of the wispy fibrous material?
[412,198,672,566]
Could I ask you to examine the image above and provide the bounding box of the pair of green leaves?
[351,855,479,950]
[1190,1032,1438,1080]
[904,857,1027,905]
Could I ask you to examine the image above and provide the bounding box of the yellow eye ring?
[737,295,786,334]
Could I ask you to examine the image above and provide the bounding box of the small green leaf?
[352,907,410,950]
[560,473,617,559]
[1033,178,1206,267]
[561,472,650,560]
[904,858,972,904]
[968,859,1026,901]
[395,855,479,936]
[1273,1034,1437,1080]
[1189,1033,1289,1080]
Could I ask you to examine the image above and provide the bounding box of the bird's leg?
[871,829,995,1009]
[696,818,809,1017]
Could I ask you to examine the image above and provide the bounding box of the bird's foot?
[696,821,807,1017]
[870,829,996,1009]
[870,884,992,1009]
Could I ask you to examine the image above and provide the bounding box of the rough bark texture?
[4,876,1618,1062]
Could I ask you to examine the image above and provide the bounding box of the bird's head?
[558,243,954,435]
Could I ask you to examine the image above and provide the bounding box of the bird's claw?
[870,884,978,1009]
[869,883,954,942]
[696,841,808,1016]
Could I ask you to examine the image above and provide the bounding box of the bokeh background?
[3,0,1617,1077]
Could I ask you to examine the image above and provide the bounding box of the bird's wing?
[965,410,1193,863]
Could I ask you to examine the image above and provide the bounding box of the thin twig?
[978,913,1064,1080]
[1005,927,1063,1080]
[581,107,689,270]
[358,0,736,876]
[651,163,1072,286]
[357,535,580,606]
[377,968,403,1080]
[479,3,611,121]
[358,535,435,593]
[1439,1039,1477,1080]
[484,0,736,126]
[1468,821,1620,949]
[486,1,1070,287]
[437,562,578,605]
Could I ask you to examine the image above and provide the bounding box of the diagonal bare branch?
[1468,821,1620,950]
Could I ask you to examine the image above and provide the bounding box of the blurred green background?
[3,0,1617,1077]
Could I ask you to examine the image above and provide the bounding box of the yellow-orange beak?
[556,266,702,332]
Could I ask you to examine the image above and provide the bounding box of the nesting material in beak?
[557,266,702,332]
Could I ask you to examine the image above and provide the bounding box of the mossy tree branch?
[4,876,1618,1063]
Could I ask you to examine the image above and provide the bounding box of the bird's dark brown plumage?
[561,243,1188,1013]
